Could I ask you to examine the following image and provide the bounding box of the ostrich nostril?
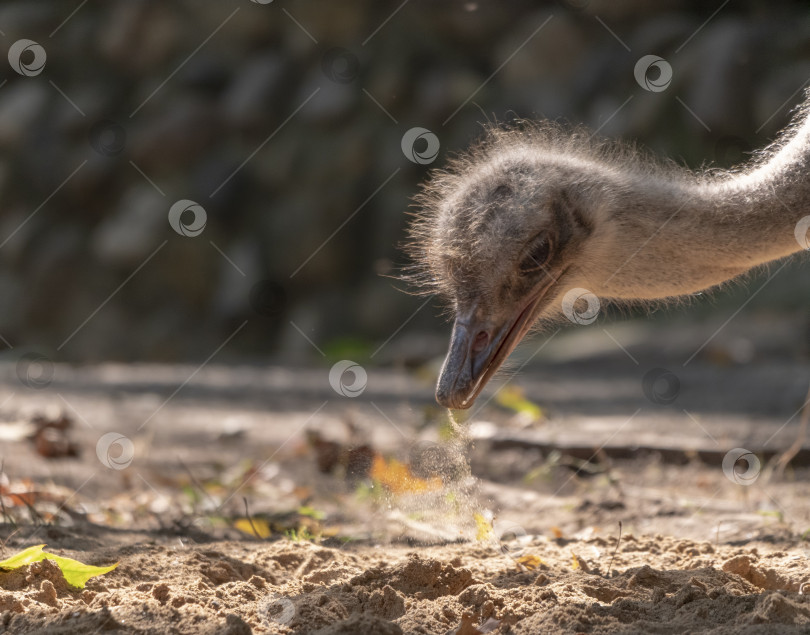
[472,331,489,353]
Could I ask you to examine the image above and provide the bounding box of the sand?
[2,529,810,634]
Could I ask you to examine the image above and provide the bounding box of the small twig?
[0,528,20,557]
[606,521,622,578]
[18,494,46,527]
[242,497,264,541]
[0,459,13,528]
[770,382,810,481]
[2,456,45,528]
[559,455,606,475]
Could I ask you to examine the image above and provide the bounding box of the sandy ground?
[2,529,810,634]
[1,315,810,633]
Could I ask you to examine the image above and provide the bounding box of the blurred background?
[0,0,809,370]
[0,0,810,553]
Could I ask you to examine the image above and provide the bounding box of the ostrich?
[406,96,810,411]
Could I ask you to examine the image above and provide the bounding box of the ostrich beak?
[435,294,544,410]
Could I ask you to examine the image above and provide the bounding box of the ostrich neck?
[592,118,810,300]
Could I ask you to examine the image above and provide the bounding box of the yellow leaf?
[474,513,494,542]
[571,553,580,570]
[516,554,544,570]
[0,544,47,569]
[234,517,271,539]
[0,545,117,589]
[369,455,441,495]
[42,553,117,589]
[494,386,543,421]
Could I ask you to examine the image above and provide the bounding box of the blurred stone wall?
[0,0,809,363]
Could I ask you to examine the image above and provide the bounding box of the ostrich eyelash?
[519,235,553,274]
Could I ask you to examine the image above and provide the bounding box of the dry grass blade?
[769,382,810,481]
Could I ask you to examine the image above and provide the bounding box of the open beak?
[435,288,550,410]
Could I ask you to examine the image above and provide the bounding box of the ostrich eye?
[519,235,552,274]
[492,184,512,199]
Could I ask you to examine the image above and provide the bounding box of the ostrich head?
[406,98,810,411]
[406,126,604,409]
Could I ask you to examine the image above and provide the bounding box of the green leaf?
[494,385,543,421]
[298,505,325,520]
[0,544,117,588]
[39,552,118,589]
[0,544,47,569]
[322,337,373,364]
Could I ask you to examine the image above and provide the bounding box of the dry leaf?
[571,551,591,573]
[474,513,494,542]
[516,554,545,570]
[369,455,441,494]
[0,482,36,507]
[234,517,271,539]
[28,413,78,459]
[307,430,342,474]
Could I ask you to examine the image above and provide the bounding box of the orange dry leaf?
[550,526,563,539]
[369,455,441,495]
[1,480,36,507]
